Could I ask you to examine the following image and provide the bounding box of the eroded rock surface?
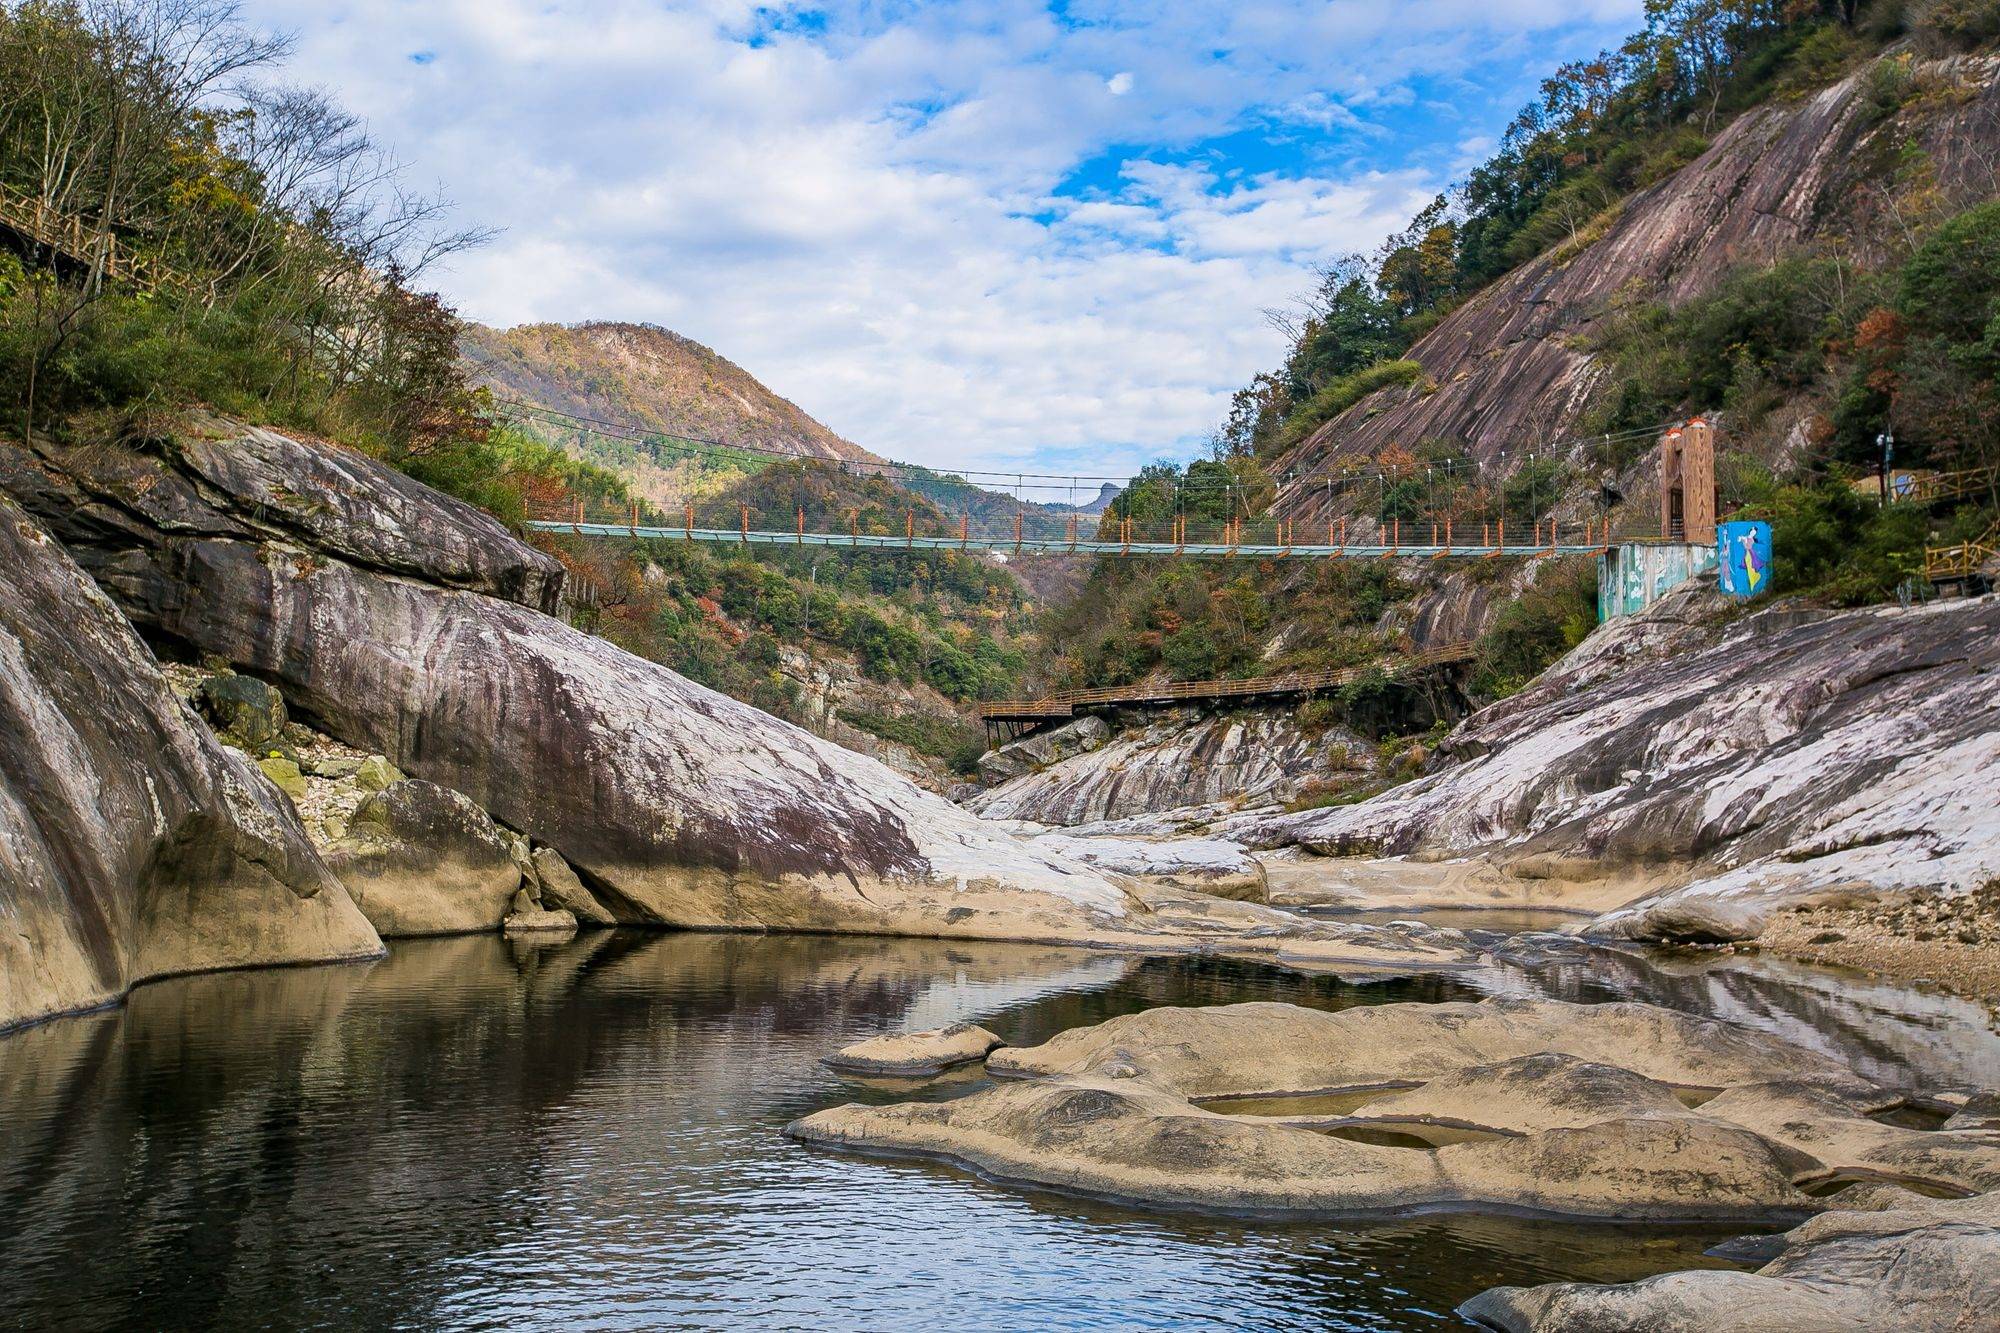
[1234,590,2000,941]
[0,494,381,1032]
[972,708,1374,825]
[789,998,1998,1227]
[1273,55,2000,519]
[823,1023,1005,1076]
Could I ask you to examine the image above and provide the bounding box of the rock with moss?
[195,672,289,750]
[353,755,404,792]
[256,755,309,802]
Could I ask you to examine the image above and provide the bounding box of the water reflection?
[0,930,1982,1329]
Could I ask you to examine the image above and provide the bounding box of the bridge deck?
[525,520,1607,561]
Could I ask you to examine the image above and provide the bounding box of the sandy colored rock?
[985,998,1850,1098]
[502,907,578,935]
[529,847,616,926]
[823,1023,1005,1076]
[324,780,523,936]
[0,494,381,1033]
[1459,1191,2000,1332]
[789,999,1998,1226]
[788,1068,1820,1222]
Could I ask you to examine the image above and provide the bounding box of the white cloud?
[245,0,1642,472]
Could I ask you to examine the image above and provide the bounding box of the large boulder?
[325,781,523,937]
[0,494,382,1033]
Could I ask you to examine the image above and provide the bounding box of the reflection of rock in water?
[1479,935,2000,1089]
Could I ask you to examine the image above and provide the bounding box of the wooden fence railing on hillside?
[980,640,1476,726]
[0,184,187,294]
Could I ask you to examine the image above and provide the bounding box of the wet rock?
[1459,1191,2000,1332]
[823,1023,1006,1076]
[0,494,381,1033]
[502,905,578,935]
[195,673,287,750]
[324,781,523,936]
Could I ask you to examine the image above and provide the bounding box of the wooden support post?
[908,508,915,548]
[1339,517,1347,554]
[572,497,583,535]
[740,503,749,543]
[960,516,969,549]
[630,500,639,535]
[1068,515,1078,551]
[1014,510,1023,554]
[797,506,805,545]
[685,503,693,538]
[1121,516,1130,554]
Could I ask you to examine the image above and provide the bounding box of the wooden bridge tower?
[1660,417,1716,545]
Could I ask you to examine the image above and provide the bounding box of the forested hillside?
[462,320,881,507]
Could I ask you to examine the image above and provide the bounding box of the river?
[2,929,1995,1329]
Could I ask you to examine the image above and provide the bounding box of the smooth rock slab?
[823,1023,1006,1076]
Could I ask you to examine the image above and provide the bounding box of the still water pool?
[2,930,1995,1330]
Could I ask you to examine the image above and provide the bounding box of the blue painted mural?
[1717,521,1772,598]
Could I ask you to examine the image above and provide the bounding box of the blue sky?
[248,0,1643,476]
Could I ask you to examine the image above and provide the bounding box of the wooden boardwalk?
[0,184,185,292]
[980,640,1476,736]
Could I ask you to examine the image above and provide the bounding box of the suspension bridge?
[521,509,1618,560]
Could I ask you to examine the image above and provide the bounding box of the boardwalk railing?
[0,184,188,294]
[980,641,1476,725]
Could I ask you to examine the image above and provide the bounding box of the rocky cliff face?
[0,493,382,1033]
[1274,54,2000,521]
[971,708,1377,826]
[1233,586,2000,940]
[0,419,1473,976]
